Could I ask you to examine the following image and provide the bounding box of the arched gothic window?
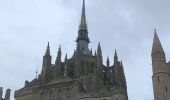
[158,76,160,81]
[165,86,168,93]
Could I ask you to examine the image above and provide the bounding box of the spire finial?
[114,49,118,62]
[154,29,157,33]
[115,49,117,56]
[98,42,101,49]
[57,45,62,59]
[79,0,87,30]
[47,42,49,48]
[45,42,50,55]
[83,0,85,6]
[107,56,110,67]
[97,42,102,54]
[59,44,61,51]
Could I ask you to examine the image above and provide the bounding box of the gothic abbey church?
[151,30,170,100]
[14,0,128,100]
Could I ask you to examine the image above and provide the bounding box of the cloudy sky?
[0,0,169,100]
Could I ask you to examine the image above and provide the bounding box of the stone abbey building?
[14,0,128,100]
[151,30,170,100]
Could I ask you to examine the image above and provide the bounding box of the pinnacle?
[114,49,118,61]
[59,45,61,52]
[120,60,123,66]
[47,42,50,48]
[57,45,62,59]
[98,42,101,49]
[65,53,68,61]
[152,29,164,53]
[97,42,102,54]
[107,56,109,62]
[45,42,50,56]
[107,56,110,67]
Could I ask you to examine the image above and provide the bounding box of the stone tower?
[0,87,11,100]
[151,29,170,100]
[112,50,128,100]
[40,42,52,82]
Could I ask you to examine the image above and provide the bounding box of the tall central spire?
[76,0,90,54]
[79,0,87,30]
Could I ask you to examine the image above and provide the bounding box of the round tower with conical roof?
[151,29,170,100]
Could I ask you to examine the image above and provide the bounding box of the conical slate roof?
[152,30,164,53]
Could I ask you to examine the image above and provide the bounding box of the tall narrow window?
[165,86,168,93]
[89,77,93,92]
[91,63,94,73]
[67,96,70,100]
[158,76,160,81]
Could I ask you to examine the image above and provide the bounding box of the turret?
[41,42,52,81]
[43,42,51,66]
[95,43,104,91]
[97,42,103,64]
[112,51,128,100]
[55,45,62,78]
[5,89,11,100]
[151,29,170,100]
[113,52,127,91]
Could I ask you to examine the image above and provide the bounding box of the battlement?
[0,87,11,100]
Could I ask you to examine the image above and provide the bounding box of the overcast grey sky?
[0,0,169,100]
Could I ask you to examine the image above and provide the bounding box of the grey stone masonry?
[151,29,170,100]
[14,0,128,100]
